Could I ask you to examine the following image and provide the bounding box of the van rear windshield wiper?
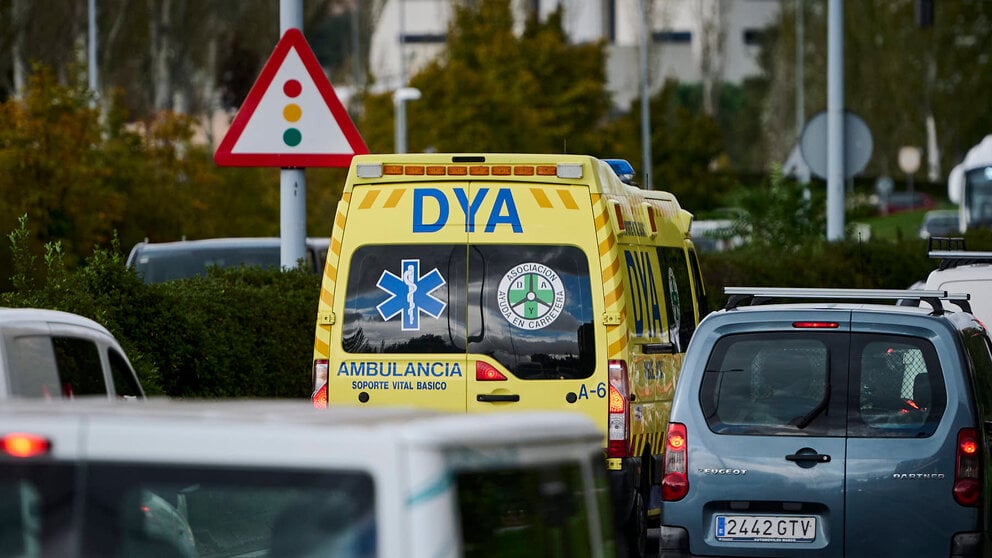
[793,392,830,429]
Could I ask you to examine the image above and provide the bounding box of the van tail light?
[662,422,689,501]
[607,360,631,458]
[953,428,981,507]
[476,361,508,381]
[311,359,329,409]
[2,433,50,458]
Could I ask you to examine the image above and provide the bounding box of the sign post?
[214,12,368,269]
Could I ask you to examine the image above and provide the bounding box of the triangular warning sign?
[214,28,369,168]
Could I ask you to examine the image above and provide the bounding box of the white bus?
[948,134,992,232]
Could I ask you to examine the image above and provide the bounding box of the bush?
[4,218,983,399]
[2,217,318,398]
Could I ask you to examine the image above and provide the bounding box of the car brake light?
[2,433,50,458]
[793,321,839,329]
[311,359,328,408]
[953,428,981,506]
[662,422,689,501]
[476,361,508,381]
[607,360,630,458]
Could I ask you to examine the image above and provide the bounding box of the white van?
[0,399,615,557]
[925,245,992,325]
[0,308,143,400]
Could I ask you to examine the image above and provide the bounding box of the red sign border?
[214,28,369,168]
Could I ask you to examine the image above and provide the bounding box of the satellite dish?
[799,110,873,180]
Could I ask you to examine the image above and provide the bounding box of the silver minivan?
[660,288,990,558]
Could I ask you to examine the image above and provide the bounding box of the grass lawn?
[859,209,929,241]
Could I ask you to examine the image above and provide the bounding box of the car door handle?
[785,453,831,463]
[477,394,520,403]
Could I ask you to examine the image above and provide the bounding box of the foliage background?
[1,0,991,397]
[6,214,990,399]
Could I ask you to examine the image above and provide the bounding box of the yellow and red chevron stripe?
[592,194,626,359]
[313,197,349,360]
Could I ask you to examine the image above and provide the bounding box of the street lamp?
[899,145,922,209]
[394,87,421,154]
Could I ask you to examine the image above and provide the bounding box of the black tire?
[619,488,648,558]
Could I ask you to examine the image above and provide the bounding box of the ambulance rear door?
[333,181,469,411]
[464,181,607,429]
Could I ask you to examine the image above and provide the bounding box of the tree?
[760,0,992,178]
[357,0,612,154]
[0,63,313,288]
[599,79,731,210]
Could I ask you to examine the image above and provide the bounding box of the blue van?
[660,288,990,558]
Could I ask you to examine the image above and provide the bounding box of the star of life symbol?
[376,259,446,331]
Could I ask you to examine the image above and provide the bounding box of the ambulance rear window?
[342,244,595,379]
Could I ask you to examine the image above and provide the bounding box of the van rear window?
[82,464,374,557]
[342,244,595,379]
[1,462,374,557]
[699,333,844,436]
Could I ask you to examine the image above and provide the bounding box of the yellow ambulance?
[311,153,707,556]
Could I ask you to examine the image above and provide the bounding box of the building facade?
[367,0,780,110]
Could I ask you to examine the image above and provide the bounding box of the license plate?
[715,515,816,542]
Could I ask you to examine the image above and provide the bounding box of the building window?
[653,31,691,44]
[743,29,765,46]
[402,34,446,44]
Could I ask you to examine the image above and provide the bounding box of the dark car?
[126,237,330,284]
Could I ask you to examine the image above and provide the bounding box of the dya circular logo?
[497,263,565,330]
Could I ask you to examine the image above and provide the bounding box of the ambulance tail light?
[607,360,631,458]
[311,359,329,409]
[476,361,508,381]
[2,433,50,458]
[953,428,981,507]
[662,422,689,501]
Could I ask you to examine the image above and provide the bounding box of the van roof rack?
[926,236,992,270]
[724,287,971,316]
[928,236,966,252]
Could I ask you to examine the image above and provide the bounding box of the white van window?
[0,464,75,557]
[6,336,61,398]
[457,463,596,557]
[8,336,106,398]
[81,465,375,557]
[52,337,106,396]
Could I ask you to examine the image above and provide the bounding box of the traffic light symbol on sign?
[282,79,303,147]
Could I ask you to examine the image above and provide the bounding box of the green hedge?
[3,221,989,399]
[1,220,319,398]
